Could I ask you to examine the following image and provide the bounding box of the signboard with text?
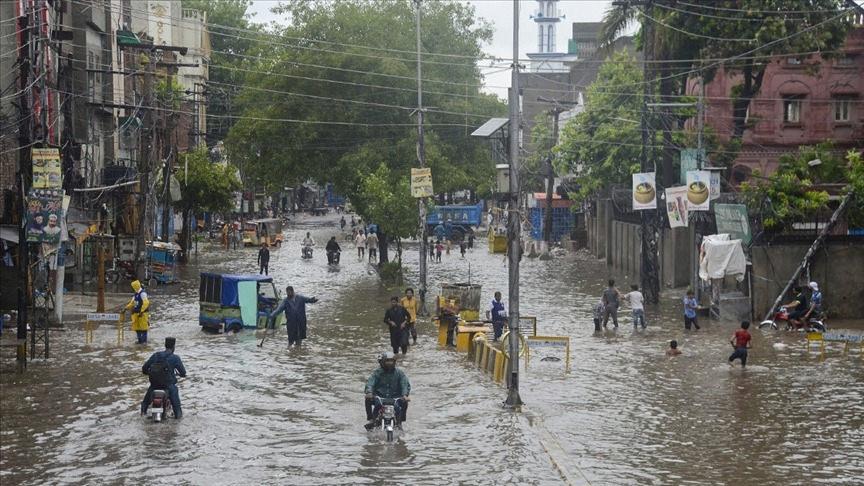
[26,189,64,244]
[715,204,752,245]
[411,168,433,198]
[32,147,62,189]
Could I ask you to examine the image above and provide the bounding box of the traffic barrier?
[807,330,864,360]
[85,313,124,345]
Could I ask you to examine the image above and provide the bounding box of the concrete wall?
[751,239,864,320]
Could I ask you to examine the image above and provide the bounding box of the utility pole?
[15,2,35,371]
[414,0,428,316]
[536,97,578,249]
[505,0,523,408]
[136,50,155,279]
[639,0,661,304]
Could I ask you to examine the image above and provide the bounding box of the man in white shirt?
[624,284,646,330]
[354,231,366,260]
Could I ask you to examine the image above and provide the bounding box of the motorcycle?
[105,259,136,284]
[759,306,826,332]
[301,245,314,259]
[372,396,402,442]
[148,388,173,423]
[327,250,341,265]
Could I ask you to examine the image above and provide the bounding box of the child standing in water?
[729,321,752,368]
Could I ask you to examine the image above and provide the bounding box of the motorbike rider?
[302,232,316,257]
[326,236,341,264]
[782,285,809,329]
[364,351,410,430]
[141,337,187,419]
[805,281,823,322]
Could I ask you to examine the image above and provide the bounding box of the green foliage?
[741,144,863,232]
[349,162,418,240]
[524,112,553,193]
[379,261,404,286]
[554,52,644,201]
[155,78,184,110]
[176,147,242,214]
[225,0,504,208]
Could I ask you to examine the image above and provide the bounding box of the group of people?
[593,279,646,332]
[352,229,379,263]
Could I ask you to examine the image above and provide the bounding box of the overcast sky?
[246,0,615,99]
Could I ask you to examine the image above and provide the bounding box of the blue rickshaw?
[198,273,284,333]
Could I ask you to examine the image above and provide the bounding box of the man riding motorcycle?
[141,337,187,419]
[364,352,410,430]
[302,232,315,258]
[782,285,809,329]
[326,236,342,264]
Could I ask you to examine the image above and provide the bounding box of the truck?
[427,202,484,242]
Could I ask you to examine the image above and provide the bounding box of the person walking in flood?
[269,286,318,346]
[666,340,682,357]
[124,280,150,344]
[257,243,270,275]
[592,300,605,332]
[601,279,621,328]
[624,284,646,330]
[728,321,752,368]
[435,240,443,262]
[400,288,419,345]
[490,291,507,341]
[683,289,700,330]
[384,296,410,355]
[366,231,379,263]
[355,230,367,260]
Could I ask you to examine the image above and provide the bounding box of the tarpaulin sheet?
[699,234,746,282]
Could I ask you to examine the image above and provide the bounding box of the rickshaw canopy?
[200,272,273,307]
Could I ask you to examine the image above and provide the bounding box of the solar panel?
[471,117,509,138]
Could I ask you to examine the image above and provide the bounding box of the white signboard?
[411,168,433,198]
[665,186,689,228]
[686,170,711,211]
[86,313,120,321]
[822,331,864,343]
[632,172,657,210]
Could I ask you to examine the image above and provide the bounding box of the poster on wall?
[32,147,62,189]
[410,168,433,198]
[665,186,689,228]
[26,189,65,244]
[632,172,657,210]
[709,170,722,200]
[715,203,752,245]
[686,170,711,211]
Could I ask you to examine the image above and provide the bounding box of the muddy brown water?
[2,216,862,485]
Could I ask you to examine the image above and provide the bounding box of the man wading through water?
[384,296,410,355]
[269,286,318,346]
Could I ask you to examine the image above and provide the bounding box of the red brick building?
[692,14,864,182]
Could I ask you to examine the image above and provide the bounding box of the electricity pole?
[639,0,661,304]
[414,0,428,315]
[505,0,523,408]
[136,50,155,279]
[536,97,578,249]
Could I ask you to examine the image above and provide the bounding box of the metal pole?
[505,0,522,408]
[542,107,561,247]
[97,243,105,312]
[414,0,428,316]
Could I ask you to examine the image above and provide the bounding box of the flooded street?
[2,215,863,485]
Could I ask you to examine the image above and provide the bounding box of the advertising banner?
[632,172,657,210]
[665,186,689,228]
[709,170,721,200]
[32,147,62,189]
[26,189,64,244]
[686,170,711,211]
[411,168,433,198]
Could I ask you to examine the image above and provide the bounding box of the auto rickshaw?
[199,273,284,333]
[242,218,284,247]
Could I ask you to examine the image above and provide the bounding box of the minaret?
[534,0,561,54]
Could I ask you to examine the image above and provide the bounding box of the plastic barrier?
[85,313,124,345]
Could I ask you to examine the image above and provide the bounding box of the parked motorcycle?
[301,245,314,259]
[148,389,173,423]
[372,396,402,442]
[327,250,340,265]
[759,306,826,332]
[105,259,135,284]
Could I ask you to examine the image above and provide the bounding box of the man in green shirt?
[364,352,411,430]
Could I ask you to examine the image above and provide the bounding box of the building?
[690,12,864,182]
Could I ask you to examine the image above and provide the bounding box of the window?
[833,96,854,122]
[783,97,802,123]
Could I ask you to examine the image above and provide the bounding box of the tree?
[742,144,864,234]
[175,147,242,255]
[225,0,504,212]
[554,52,645,202]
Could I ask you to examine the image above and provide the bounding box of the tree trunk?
[732,62,765,141]
[378,231,389,264]
[660,75,675,187]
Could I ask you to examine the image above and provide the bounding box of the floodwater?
[1,214,863,485]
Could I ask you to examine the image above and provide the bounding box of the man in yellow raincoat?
[125,280,150,344]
